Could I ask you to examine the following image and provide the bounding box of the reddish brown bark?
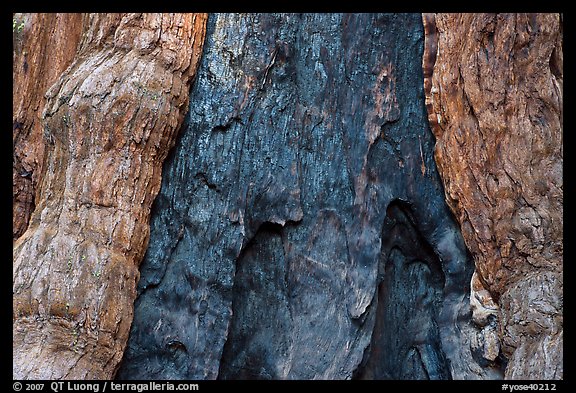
[423,13,562,379]
[13,13,85,241]
[13,13,207,379]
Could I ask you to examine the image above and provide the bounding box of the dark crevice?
[217,222,288,380]
[194,172,219,192]
[353,200,451,380]
[549,46,562,81]
[212,116,243,133]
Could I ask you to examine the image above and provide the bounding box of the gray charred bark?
[118,13,497,380]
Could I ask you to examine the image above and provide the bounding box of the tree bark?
[118,13,492,380]
[423,13,563,379]
[13,13,85,241]
[13,13,207,379]
[13,12,562,381]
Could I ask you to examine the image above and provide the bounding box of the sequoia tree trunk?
[13,13,84,241]
[117,13,493,380]
[13,13,207,379]
[13,12,562,381]
[423,13,563,379]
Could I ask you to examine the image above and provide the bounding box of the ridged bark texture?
[14,12,561,381]
[118,13,496,380]
[13,13,207,379]
[13,13,85,241]
[423,13,563,379]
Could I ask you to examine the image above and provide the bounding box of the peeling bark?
[423,13,563,379]
[13,13,207,380]
[13,13,85,241]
